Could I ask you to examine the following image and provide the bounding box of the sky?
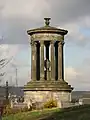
[0,0,90,90]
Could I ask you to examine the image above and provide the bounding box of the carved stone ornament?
[30,40,36,46]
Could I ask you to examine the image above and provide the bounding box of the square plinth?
[24,90,71,108]
[23,80,73,108]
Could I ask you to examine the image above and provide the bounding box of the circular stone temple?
[24,18,73,108]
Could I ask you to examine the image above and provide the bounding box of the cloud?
[1,0,90,23]
[1,0,50,20]
[0,0,51,44]
[0,44,19,59]
[0,0,90,44]
[65,67,80,79]
[57,18,90,47]
[49,0,90,24]
[65,60,90,90]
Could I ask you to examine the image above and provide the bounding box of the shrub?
[44,99,57,108]
[3,105,13,115]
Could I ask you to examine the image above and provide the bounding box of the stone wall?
[24,91,71,108]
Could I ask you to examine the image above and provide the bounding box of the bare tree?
[0,57,13,69]
[0,57,13,84]
[0,59,6,80]
[0,37,13,84]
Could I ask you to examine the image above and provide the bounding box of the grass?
[2,108,59,120]
[2,105,90,120]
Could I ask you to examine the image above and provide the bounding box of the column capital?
[50,40,55,44]
[40,41,44,47]
[40,40,44,43]
[30,40,37,46]
[58,41,65,46]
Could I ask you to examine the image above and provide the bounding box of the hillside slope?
[3,105,90,120]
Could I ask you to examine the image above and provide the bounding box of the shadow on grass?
[39,105,90,120]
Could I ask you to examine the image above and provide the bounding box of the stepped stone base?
[23,80,73,108]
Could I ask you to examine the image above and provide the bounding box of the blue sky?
[0,0,90,90]
[65,43,90,67]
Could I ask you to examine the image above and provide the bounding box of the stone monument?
[24,18,73,107]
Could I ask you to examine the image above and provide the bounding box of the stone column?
[62,41,64,80]
[58,41,64,81]
[31,40,37,81]
[40,41,44,80]
[51,41,55,80]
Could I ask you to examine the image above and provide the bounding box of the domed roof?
[27,18,68,36]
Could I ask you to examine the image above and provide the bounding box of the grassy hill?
[3,105,90,120]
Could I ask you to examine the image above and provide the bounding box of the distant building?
[79,93,90,105]
[0,86,24,105]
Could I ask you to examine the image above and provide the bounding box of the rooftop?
[27,18,68,36]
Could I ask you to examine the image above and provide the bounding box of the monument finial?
[44,18,51,26]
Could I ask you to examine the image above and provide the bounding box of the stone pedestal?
[24,90,71,103]
[24,90,71,108]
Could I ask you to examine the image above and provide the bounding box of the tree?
[0,37,13,84]
[0,59,6,82]
[0,57,13,69]
[0,57,13,83]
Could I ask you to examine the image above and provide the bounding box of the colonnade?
[31,40,64,81]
